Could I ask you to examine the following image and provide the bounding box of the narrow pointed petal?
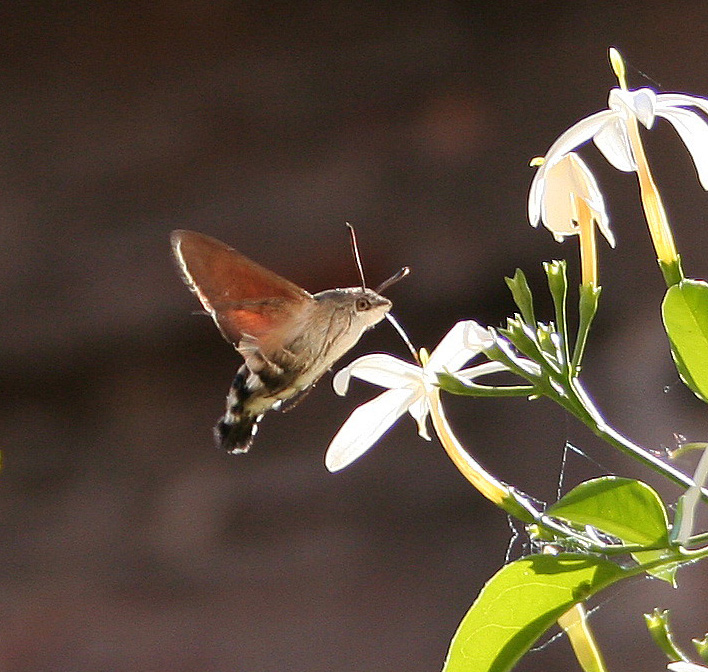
[541,110,617,166]
[333,354,420,396]
[656,92,708,117]
[407,394,432,440]
[592,117,636,172]
[325,388,416,471]
[427,321,491,373]
[578,159,615,247]
[529,110,615,227]
[667,664,708,672]
[528,173,546,227]
[657,104,708,190]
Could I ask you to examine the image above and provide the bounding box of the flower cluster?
[321,47,708,672]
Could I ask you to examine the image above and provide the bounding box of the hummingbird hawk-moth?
[171,229,404,454]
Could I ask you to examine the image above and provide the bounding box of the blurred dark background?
[2,2,708,670]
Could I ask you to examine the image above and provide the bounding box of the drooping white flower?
[529,86,708,230]
[325,320,505,472]
[533,151,614,247]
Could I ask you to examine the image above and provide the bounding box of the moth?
[171,228,406,454]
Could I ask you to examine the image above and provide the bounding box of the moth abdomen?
[215,363,294,454]
[215,414,262,454]
[214,369,255,453]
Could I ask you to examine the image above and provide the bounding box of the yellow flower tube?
[609,48,681,274]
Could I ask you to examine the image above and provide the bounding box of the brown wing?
[171,229,314,344]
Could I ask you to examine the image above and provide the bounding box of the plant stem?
[571,380,708,502]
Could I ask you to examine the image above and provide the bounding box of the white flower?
[529,86,708,229]
[668,662,708,672]
[325,320,505,472]
[532,152,614,247]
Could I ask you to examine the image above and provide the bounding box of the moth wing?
[171,229,314,346]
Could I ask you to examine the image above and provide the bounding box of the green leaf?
[443,553,627,672]
[547,477,670,547]
[547,477,675,584]
[662,279,708,403]
[632,549,677,586]
[505,269,536,327]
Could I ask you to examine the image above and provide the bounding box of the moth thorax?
[297,287,391,376]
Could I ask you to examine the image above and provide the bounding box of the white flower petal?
[534,153,613,246]
[325,388,416,471]
[657,92,708,117]
[333,354,421,396]
[657,104,708,190]
[539,158,581,236]
[332,367,353,396]
[528,173,545,227]
[407,392,431,440]
[577,158,615,247]
[541,188,576,236]
[540,110,617,167]
[427,321,490,373]
[667,663,708,672]
[633,88,658,128]
[608,87,657,128]
[592,117,636,172]
[529,110,615,227]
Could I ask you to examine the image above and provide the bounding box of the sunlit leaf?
[443,553,627,672]
[662,279,708,403]
[547,477,669,546]
[547,477,675,584]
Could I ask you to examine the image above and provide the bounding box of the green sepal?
[644,609,690,662]
[693,634,708,663]
[659,255,685,288]
[499,319,552,373]
[437,372,534,398]
[505,268,536,327]
[537,322,560,360]
[571,283,602,373]
[544,260,569,360]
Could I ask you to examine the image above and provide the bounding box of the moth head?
[314,287,392,329]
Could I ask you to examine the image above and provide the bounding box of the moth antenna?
[375,266,410,294]
[385,312,420,364]
[346,222,367,290]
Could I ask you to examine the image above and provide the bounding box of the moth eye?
[355,297,372,311]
